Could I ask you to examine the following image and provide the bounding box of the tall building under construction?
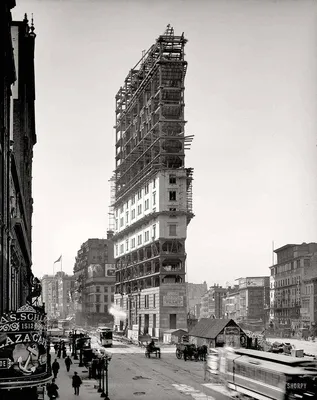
[112,26,194,339]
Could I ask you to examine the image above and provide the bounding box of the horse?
[197,345,208,361]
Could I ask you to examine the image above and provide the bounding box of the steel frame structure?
[113,27,194,331]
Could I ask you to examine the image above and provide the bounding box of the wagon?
[175,342,199,361]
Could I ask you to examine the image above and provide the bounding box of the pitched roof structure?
[188,318,238,339]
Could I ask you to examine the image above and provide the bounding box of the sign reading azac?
[0,304,51,389]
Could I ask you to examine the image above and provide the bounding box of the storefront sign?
[224,326,240,348]
[216,334,224,344]
[224,327,240,335]
[0,304,51,389]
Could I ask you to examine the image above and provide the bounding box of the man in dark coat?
[51,359,60,379]
[65,355,72,372]
[47,378,59,399]
[72,371,82,395]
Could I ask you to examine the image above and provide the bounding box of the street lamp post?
[104,355,111,400]
[79,347,84,367]
[73,331,78,360]
[100,360,106,398]
[71,329,76,357]
[97,358,103,393]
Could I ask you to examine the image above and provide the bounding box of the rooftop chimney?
[107,230,114,239]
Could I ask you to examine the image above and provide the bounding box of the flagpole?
[61,255,63,273]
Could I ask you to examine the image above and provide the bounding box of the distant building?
[237,276,270,325]
[41,274,58,319]
[301,254,317,331]
[57,273,75,319]
[186,281,207,317]
[270,242,317,332]
[73,235,115,326]
[193,303,201,319]
[200,284,227,319]
[223,285,239,320]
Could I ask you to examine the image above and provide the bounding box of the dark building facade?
[73,235,115,326]
[1,6,37,313]
[1,6,50,400]
[1,0,16,315]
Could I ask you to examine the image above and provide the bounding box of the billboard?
[0,304,51,389]
[105,264,115,277]
[163,292,184,307]
[239,278,264,288]
[87,264,116,278]
[87,264,105,278]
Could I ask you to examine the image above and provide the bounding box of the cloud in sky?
[12,0,317,285]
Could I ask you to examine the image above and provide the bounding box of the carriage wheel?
[176,349,182,359]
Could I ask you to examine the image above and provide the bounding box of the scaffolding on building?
[114,25,194,218]
[112,27,194,328]
[108,175,116,232]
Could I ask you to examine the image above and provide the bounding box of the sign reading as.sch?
[0,304,51,390]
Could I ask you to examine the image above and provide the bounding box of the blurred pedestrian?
[65,355,72,372]
[51,359,60,379]
[72,371,82,395]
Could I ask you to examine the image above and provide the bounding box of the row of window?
[272,258,311,275]
[116,175,178,216]
[116,191,178,230]
[89,294,114,303]
[273,288,301,296]
[94,305,110,314]
[115,294,157,309]
[271,276,301,288]
[115,224,177,256]
[94,286,115,293]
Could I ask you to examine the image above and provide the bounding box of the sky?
[12,0,317,286]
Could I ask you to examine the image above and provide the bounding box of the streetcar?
[218,347,317,400]
[96,326,113,347]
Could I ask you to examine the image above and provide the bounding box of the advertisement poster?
[163,292,184,307]
[224,326,240,348]
[105,264,116,277]
[0,304,51,389]
[87,264,105,278]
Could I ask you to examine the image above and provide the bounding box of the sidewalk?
[49,350,103,400]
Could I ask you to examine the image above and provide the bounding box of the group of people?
[54,339,70,359]
[47,347,82,399]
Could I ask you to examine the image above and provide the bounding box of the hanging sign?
[0,304,51,389]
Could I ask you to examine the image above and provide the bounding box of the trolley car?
[96,327,113,347]
[219,348,317,400]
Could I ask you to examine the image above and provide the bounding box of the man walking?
[72,371,82,395]
[65,355,72,372]
[47,378,59,400]
[51,359,60,379]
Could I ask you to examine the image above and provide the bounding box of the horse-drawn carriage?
[175,342,207,361]
[145,341,161,358]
